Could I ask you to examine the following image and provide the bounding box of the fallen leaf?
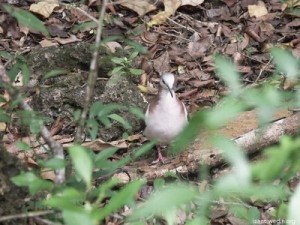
[120,0,156,16]
[181,0,204,6]
[39,39,59,47]
[104,41,122,53]
[54,34,81,44]
[153,51,170,74]
[147,11,171,27]
[0,123,6,132]
[248,1,268,18]
[41,168,56,181]
[29,0,59,18]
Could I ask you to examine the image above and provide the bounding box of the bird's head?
[160,73,175,98]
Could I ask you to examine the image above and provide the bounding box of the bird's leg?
[152,145,165,164]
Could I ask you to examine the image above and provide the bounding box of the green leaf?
[94,147,119,168]
[130,183,198,220]
[99,116,112,128]
[63,210,96,225]
[98,103,125,118]
[38,158,66,169]
[3,4,48,36]
[20,62,30,85]
[69,145,93,187]
[97,180,145,221]
[128,107,145,119]
[71,21,97,33]
[214,54,241,95]
[107,113,132,130]
[111,57,125,65]
[16,141,31,151]
[73,109,81,122]
[129,51,139,60]
[11,172,53,195]
[129,68,144,76]
[0,51,14,60]
[271,47,299,79]
[44,188,85,211]
[0,109,10,122]
[86,119,99,140]
[89,102,104,118]
[170,111,205,154]
[251,136,298,182]
[43,69,66,80]
[7,63,20,81]
[111,66,124,75]
[124,39,148,54]
[214,136,251,189]
[132,141,156,159]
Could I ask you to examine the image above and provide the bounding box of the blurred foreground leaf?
[69,145,93,188]
[11,172,53,195]
[3,4,49,36]
[130,183,198,221]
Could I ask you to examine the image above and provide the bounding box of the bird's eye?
[162,79,166,84]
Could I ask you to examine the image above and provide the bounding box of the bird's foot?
[151,146,166,164]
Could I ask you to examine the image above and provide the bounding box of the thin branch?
[0,61,65,184]
[0,210,55,222]
[75,7,99,24]
[75,0,108,142]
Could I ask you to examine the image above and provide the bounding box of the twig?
[0,210,55,222]
[254,57,273,83]
[167,17,198,34]
[153,30,190,42]
[0,62,65,184]
[75,0,108,142]
[34,217,62,225]
[75,7,99,24]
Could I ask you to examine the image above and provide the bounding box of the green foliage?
[69,145,93,188]
[6,54,30,85]
[3,33,300,225]
[270,47,299,79]
[3,4,49,36]
[38,158,66,170]
[110,50,144,76]
[214,54,242,96]
[130,183,198,223]
[11,172,53,195]
[252,136,300,183]
[43,69,67,80]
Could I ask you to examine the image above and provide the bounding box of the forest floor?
[1,0,300,224]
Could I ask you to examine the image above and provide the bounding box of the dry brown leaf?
[147,11,170,26]
[153,51,170,74]
[104,41,122,53]
[0,123,6,132]
[39,39,59,47]
[0,91,10,107]
[181,0,204,6]
[248,1,268,18]
[54,34,81,45]
[41,168,56,181]
[79,138,128,151]
[154,0,205,26]
[29,0,59,18]
[126,133,143,142]
[120,0,156,16]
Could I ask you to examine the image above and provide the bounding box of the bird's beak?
[167,85,174,98]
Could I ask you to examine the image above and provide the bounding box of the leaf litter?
[1,0,300,224]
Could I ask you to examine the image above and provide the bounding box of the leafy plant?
[110,51,144,76]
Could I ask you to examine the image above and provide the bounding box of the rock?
[28,44,146,141]
[98,73,147,141]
